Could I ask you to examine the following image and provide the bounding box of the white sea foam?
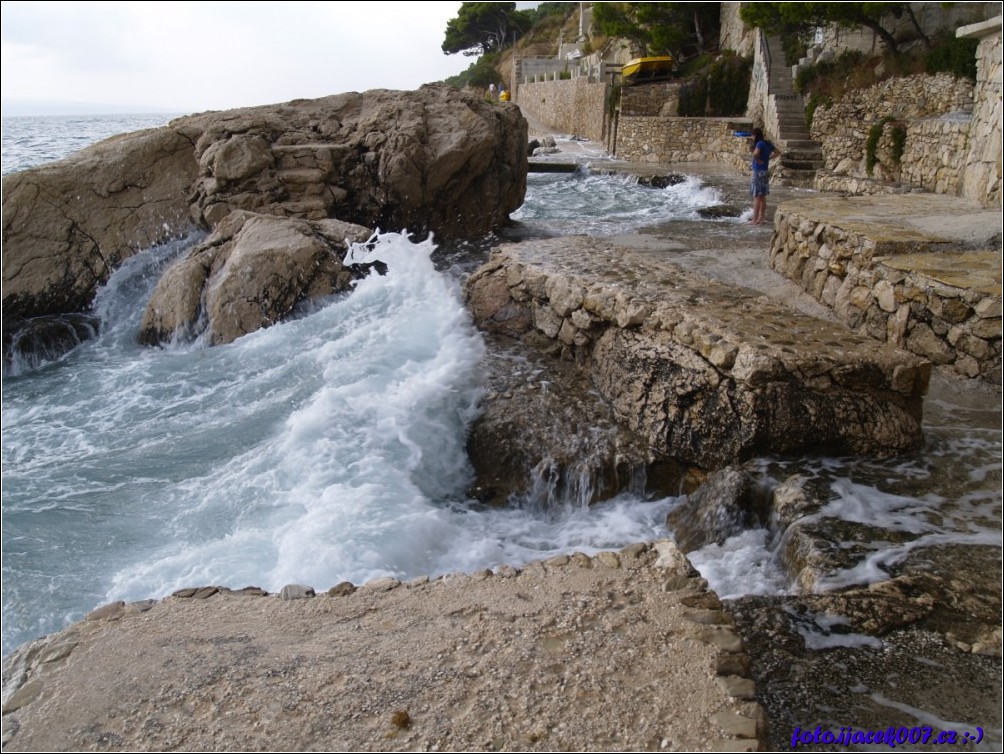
[1,230,674,655]
[512,171,724,235]
[686,528,791,599]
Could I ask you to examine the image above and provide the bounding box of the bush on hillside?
[678,54,752,117]
[924,33,978,81]
[443,53,502,89]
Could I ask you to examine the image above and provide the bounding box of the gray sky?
[1,1,475,115]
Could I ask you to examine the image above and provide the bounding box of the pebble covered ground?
[1,541,767,752]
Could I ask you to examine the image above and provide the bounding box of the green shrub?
[865,116,895,175]
[794,63,818,94]
[678,79,707,117]
[804,92,832,130]
[707,55,752,116]
[889,124,907,165]
[924,35,978,81]
[443,52,501,89]
[559,69,572,80]
[677,54,751,117]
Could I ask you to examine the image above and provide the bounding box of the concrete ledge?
[467,236,929,468]
[769,194,1002,383]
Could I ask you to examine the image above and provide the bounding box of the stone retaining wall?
[811,73,974,181]
[467,237,929,470]
[960,17,1003,206]
[515,78,609,142]
[613,116,750,170]
[769,200,1002,383]
[621,82,680,116]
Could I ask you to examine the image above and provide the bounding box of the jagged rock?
[467,237,928,469]
[2,313,100,374]
[139,211,371,346]
[3,85,527,352]
[697,205,743,219]
[667,467,766,552]
[1,127,199,324]
[465,334,694,507]
[637,174,687,189]
[182,86,526,239]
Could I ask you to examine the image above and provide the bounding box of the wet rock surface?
[139,211,372,346]
[727,602,1002,752]
[466,236,929,469]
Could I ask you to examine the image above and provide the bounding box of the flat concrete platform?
[468,235,931,467]
[881,249,1002,297]
[776,193,1002,251]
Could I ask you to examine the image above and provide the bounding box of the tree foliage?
[739,3,928,55]
[442,2,533,57]
[593,2,721,60]
[443,53,503,89]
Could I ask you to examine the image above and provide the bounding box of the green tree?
[593,2,720,60]
[442,2,533,57]
[740,3,929,55]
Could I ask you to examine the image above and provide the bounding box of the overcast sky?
[1,1,476,115]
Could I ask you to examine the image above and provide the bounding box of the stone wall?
[810,73,976,194]
[613,116,751,170]
[515,78,609,142]
[621,82,680,116]
[769,199,1002,383]
[746,31,771,136]
[899,115,972,194]
[467,237,928,469]
[960,17,1003,206]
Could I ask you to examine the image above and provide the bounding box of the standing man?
[749,127,781,226]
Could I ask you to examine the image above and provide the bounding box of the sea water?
[2,121,1000,657]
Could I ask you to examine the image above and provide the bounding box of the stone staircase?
[764,35,824,188]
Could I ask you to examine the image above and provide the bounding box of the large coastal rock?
[466,237,930,470]
[2,86,527,347]
[139,212,371,347]
[180,87,527,239]
[1,127,199,324]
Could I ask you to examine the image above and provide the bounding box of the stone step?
[781,139,821,151]
[781,153,824,165]
[781,160,824,173]
[776,168,820,189]
[467,237,929,469]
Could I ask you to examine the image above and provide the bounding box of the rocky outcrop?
[667,468,767,552]
[178,87,527,238]
[2,86,528,347]
[467,237,929,471]
[1,127,199,324]
[139,212,371,347]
